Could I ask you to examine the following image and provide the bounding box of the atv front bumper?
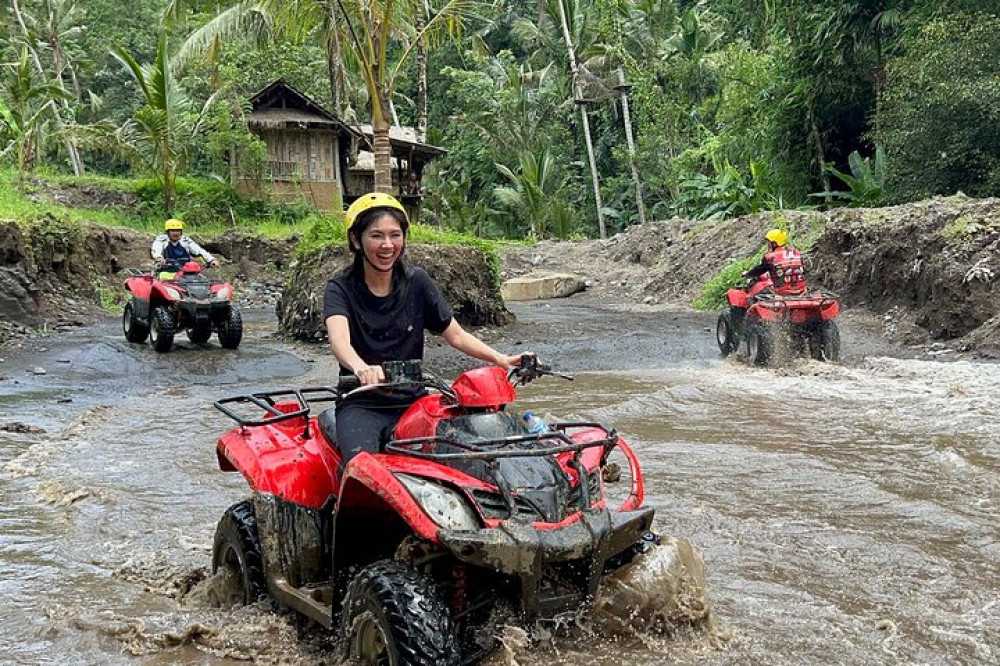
[438,506,654,618]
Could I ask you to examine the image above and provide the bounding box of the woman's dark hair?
[348,207,409,273]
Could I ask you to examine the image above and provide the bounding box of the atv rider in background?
[742,228,806,296]
[151,218,218,277]
[323,192,530,464]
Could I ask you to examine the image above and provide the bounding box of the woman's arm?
[325,315,385,384]
[440,319,527,369]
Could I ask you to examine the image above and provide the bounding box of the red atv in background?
[716,275,841,365]
[211,356,658,665]
[122,260,243,353]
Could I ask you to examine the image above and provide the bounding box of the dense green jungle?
[1,0,999,240]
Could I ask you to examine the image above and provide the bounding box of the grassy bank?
[0,168,322,238]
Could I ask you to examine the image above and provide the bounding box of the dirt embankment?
[3,194,998,356]
[0,218,509,345]
[500,196,1000,357]
[0,220,292,342]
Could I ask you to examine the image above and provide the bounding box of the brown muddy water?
[1,303,997,665]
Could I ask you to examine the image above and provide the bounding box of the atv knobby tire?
[217,306,243,349]
[716,311,737,356]
[343,560,460,666]
[149,306,176,353]
[188,324,212,344]
[810,320,841,362]
[746,324,773,366]
[122,300,149,343]
[212,500,266,607]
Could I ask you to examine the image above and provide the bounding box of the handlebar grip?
[338,375,361,392]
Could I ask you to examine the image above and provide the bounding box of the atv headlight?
[396,474,480,532]
[163,286,183,300]
[214,286,231,301]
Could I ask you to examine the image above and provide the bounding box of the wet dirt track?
[1,301,998,665]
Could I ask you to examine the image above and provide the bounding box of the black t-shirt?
[322,261,453,375]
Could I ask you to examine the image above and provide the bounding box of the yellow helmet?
[344,193,408,230]
[765,228,787,246]
[164,218,184,231]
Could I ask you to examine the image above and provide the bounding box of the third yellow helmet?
[165,218,184,231]
[764,228,787,246]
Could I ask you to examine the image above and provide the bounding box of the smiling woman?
[322,192,529,465]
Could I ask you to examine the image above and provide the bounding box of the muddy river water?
[1,302,997,665]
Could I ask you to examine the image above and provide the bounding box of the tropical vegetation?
[1,0,998,241]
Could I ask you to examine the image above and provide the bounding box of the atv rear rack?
[214,387,342,440]
[753,289,839,308]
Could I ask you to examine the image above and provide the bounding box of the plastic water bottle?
[523,410,550,435]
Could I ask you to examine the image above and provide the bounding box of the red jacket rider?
[743,228,806,295]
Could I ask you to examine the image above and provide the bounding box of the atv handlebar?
[507,353,573,385]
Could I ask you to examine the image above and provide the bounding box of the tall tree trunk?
[416,9,428,142]
[617,66,646,225]
[807,94,831,198]
[323,4,345,113]
[11,0,84,175]
[555,0,606,238]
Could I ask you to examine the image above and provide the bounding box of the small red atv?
[211,356,657,665]
[122,260,242,353]
[716,275,841,365]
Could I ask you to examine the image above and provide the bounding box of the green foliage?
[0,167,315,235]
[691,251,764,311]
[881,13,1000,200]
[814,147,887,207]
[676,155,782,220]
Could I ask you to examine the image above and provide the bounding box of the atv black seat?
[317,407,337,447]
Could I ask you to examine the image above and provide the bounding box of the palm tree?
[113,33,212,212]
[0,49,70,188]
[10,0,85,174]
[494,148,559,238]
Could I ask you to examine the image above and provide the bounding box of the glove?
[154,257,165,268]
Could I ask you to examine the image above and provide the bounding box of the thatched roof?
[247,79,358,138]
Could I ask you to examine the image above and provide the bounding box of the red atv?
[211,355,657,664]
[716,275,841,365]
[122,260,242,353]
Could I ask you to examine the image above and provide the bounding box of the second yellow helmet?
[165,218,184,231]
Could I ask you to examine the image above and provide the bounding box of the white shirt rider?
[151,220,217,269]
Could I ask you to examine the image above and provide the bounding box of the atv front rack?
[385,423,617,461]
[387,424,619,513]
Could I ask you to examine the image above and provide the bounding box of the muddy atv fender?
[342,560,460,666]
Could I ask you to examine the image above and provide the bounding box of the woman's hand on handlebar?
[354,364,386,386]
[499,351,535,370]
